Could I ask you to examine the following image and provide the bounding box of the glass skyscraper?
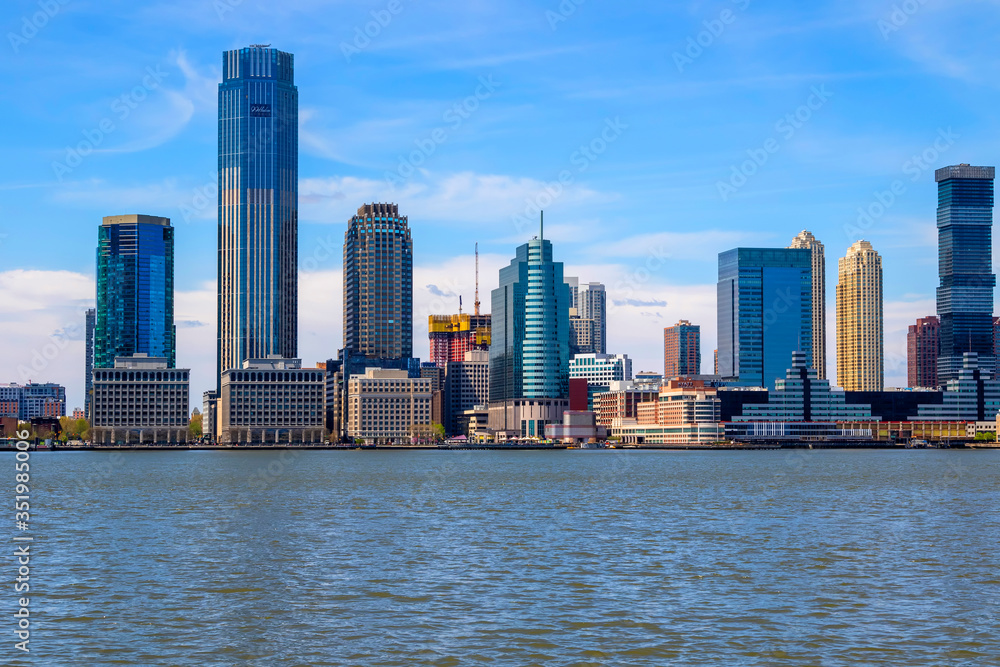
[95,215,175,369]
[343,203,413,359]
[717,248,813,389]
[935,164,996,383]
[217,46,298,381]
[490,231,570,401]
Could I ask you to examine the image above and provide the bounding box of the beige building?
[219,357,326,444]
[347,369,434,445]
[789,230,827,379]
[91,355,190,445]
[836,240,883,391]
[613,379,723,445]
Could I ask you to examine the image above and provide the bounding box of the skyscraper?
[717,247,813,389]
[908,316,940,388]
[836,240,883,391]
[343,203,413,359]
[664,320,701,378]
[488,221,570,436]
[217,46,299,381]
[935,164,995,383]
[95,215,175,369]
[491,229,570,401]
[578,282,607,354]
[84,308,95,420]
[789,230,826,379]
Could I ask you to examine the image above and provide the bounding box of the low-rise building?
[456,405,490,441]
[615,378,724,444]
[91,355,190,445]
[488,398,569,441]
[219,357,325,444]
[569,353,632,410]
[202,390,218,442]
[594,381,660,429]
[912,353,1000,421]
[347,369,434,445]
[0,383,67,420]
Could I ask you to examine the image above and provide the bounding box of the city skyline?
[5,2,1000,408]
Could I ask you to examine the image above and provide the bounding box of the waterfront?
[13,449,1000,665]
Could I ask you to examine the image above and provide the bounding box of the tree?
[432,423,446,442]
[189,412,203,439]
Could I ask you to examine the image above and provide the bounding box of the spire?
[474,242,480,316]
[540,210,544,240]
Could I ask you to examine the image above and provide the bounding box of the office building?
[577,282,607,354]
[202,390,218,442]
[568,313,597,356]
[594,382,662,429]
[907,316,940,388]
[935,165,996,382]
[568,353,632,410]
[836,240,883,391]
[218,46,299,381]
[914,353,1000,421]
[727,352,874,440]
[663,320,701,379]
[613,379,724,445]
[444,350,489,436]
[90,355,189,445]
[85,308,95,420]
[346,369,433,445]
[219,357,325,444]
[717,247,813,389]
[489,220,571,436]
[789,230,827,379]
[0,383,66,420]
[96,215,175,369]
[343,203,413,360]
[546,411,608,444]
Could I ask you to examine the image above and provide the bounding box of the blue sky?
[3,0,1000,409]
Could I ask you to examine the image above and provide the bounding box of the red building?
[428,314,491,367]
[907,316,940,388]
[664,320,701,379]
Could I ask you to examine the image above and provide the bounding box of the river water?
[9,449,1000,665]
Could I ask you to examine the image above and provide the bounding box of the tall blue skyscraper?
[217,46,298,381]
[717,248,813,389]
[490,225,570,401]
[935,164,996,383]
[95,215,175,369]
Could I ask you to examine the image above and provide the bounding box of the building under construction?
[428,243,491,367]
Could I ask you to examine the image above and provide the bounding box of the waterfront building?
[344,203,413,360]
[789,231,827,379]
[717,247,813,389]
[727,352,874,441]
[346,369,433,445]
[202,390,218,442]
[489,220,570,435]
[844,389,943,422]
[456,405,489,440]
[907,316,940,388]
[594,382,660,429]
[836,240,883,391]
[91,355,189,445]
[218,357,325,444]
[613,378,724,445]
[663,320,701,379]
[0,384,65,420]
[913,353,1000,421]
[324,350,422,443]
[568,353,632,410]
[444,350,489,436]
[545,411,608,444]
[935,164,996,382]
[429,313,490,366]
[96,215,175,369]
[218,46,299,381]
[85,308,95,420]
[836,420,969,444]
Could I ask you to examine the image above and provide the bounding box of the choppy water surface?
[9,449,1000,665]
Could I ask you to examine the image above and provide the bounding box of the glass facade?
[935,165,996,383]
[490,237,570,401]
[343,203,413,359]
[717,248,813,389]
[218,46,298,381]
[95,215,175,369]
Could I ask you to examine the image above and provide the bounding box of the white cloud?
[601,229,774,261]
